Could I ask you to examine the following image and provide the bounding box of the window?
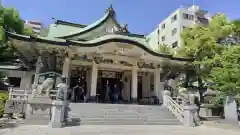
[172,41,178,48]
[171,14,177,22]
[183,13,194,20]
[161,23,165,29]
[161,36,165,41]
[8,77,21,87]
[172,28,177,36]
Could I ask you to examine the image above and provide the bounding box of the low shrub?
[0,91,8,117]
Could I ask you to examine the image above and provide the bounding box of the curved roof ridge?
[54,19,87,28]
[69,34,147,45]
[55,7,115,39]
[7,32,194,62]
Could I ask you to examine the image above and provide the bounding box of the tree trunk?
[197,76,204,102]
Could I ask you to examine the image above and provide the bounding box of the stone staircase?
[69,103,182,125]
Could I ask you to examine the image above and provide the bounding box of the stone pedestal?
[3,100,27,119]
[163,90,171,107]
[26,96,52,124]
[49,100,67,128]
[183,105,198,127]
[224,96,238,124]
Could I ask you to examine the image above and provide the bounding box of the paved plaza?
[0,125,239,135]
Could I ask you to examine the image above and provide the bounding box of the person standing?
[113,84,119,104]
[105,81,110,102]
[236,100,240,127]
[73,82,81,102]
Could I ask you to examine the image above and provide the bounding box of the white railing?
[8,87,28,100]
[166,95,184,122]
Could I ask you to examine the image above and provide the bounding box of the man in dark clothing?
[113,84,119,104]
[73,80,84,102]
[194,96,201,117]
[236,100,240,127]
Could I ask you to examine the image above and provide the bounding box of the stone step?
[72,114,173,118]
[72,113,175,117]
[69,103,166,109]
[80,120,182,125]
[68,103,182,125]
[71,108,170,112]
[79,118,180,122]
[70,107,169,111]
[24,118,50,125]
[71,115,177,119]
[70,110,168,112]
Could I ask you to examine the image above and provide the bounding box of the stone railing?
[2,87,29,119]
[163,90,199,127]
[165,93,184,123]
[8,87,28,100]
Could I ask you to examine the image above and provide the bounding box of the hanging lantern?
[82,54,87,60]
[93,55,103,64]
[137,60,145,68]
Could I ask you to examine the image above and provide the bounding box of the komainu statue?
[56,76,68,101]
[178,87,190,105]
[31,78,54,98]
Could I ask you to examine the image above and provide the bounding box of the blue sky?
[3,0,240,35]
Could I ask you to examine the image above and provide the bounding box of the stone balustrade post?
[163,90,171,106]
[8,87,13,100]
[49,100,67,128]
[183,105,198,127]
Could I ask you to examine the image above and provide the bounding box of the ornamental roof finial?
[123,24,128,29]
[121,24,128,33]
[105,4,115,16]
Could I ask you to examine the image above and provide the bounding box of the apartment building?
[147,5,212,51]
[24,20,43,35]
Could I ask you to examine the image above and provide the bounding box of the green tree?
[0,5,32,62]
[232,19,240,32]
[157,44,172,54]
[209,46,240,96]
[23,26,33,36]
[177,14,235,85]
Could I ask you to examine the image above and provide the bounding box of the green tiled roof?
[54,10,113,39]
[47,5,146,40]
[70,34,149,47]
[7,32,194,62]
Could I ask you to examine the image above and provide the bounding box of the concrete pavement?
[0,125,240,135]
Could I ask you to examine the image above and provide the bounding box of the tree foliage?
[176,13,240,101]
[157,44,172,54]
[209,46,240,96]
[177,14,235,81]
[178,14,233,61]
[0,5,32,62]
[23,26,33,36]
